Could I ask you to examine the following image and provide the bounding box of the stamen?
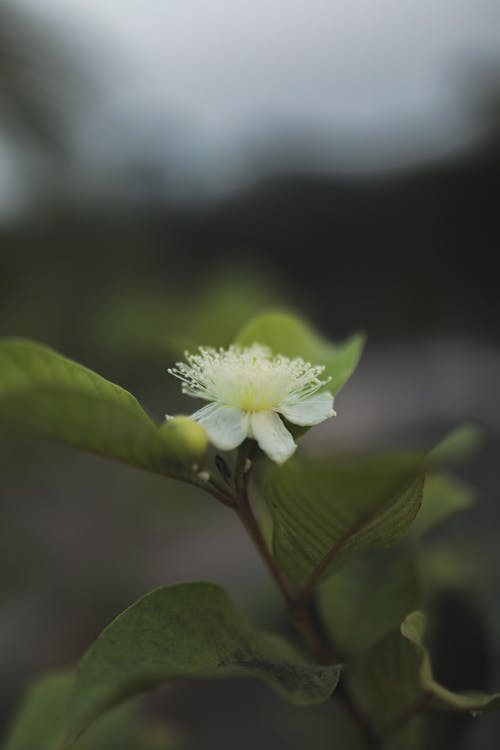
[169,344,330,412]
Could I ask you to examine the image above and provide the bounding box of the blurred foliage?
[3,672,187,750]
[87,275,283,361]
[0,3,82,157]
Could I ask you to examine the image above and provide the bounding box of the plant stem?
[217,440,424,750]
[195,450,426,750]
[207,473,237,506]
[204,444,422,747]
[335,682,382,748]
[231,443,331,662]
[235,484,331,663]
[233,446,295,606]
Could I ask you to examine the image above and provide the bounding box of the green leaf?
[3,672,70,750]
[3,672,182,750]
[235,310,364,395]
[429,424,483,465]
[316,471,474,659]
[345,611,500,741]
[317,550,422,657]
[64,582,341,747]
[405,473,475,542]
[264,453,425,592]
[402,612,500,711]
[0,339,200,478]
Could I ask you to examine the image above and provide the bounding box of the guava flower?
[168,344,335,464]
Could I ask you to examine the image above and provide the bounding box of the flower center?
[169,344,328,412]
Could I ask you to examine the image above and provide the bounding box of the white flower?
[168,344,335,464]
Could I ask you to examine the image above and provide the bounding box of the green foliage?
[316,466,476,660]
[0,339,201,479]
[264,453,425,591]
[235,310,364,395]
[0,313,495,750]
[87,274,279,360]
[168,276,282,354]
[65,582,341,746]
[402,612,500,712]
[429,423,483,465]
[317,550,422,657]
[345,612,500,742]
[3,672,69,750]
[2,672,184,750]
[404,473,475,542]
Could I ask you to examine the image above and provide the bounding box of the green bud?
[160,415,207,464]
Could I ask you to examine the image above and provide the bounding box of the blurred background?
[1,0,500,747]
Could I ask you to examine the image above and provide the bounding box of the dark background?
[0,2,499,747]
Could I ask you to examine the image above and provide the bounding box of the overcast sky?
[8,0,500,194]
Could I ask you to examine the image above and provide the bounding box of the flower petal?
[279,391,336,426]
[192,403,249,450]
[250,411,296,464]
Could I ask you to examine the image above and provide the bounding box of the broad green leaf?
[264,453,425,591]
[346,611,500,741]
[405,473,475,542]
[316,472,474,659]
[3,672,70,750]
[3,672,181,750]
[235,310,364,395]
[64,582,341,746]
[317,550,422,657]
[402,612,500,712]
[346,621,425,738]
[0,339,202,479]
[429,424,483,465]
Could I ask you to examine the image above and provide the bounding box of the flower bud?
[160,415,207,464]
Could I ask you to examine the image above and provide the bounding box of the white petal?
[192,403,249,450]
[279,391,336,426]
[250,411,296,464]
